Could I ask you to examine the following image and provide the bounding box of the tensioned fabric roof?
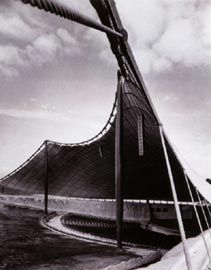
[0,0,198,201]
[0,77,197,201]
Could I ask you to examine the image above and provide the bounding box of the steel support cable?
[124,98,160,150]
[164,147,191,202]
[129,82,180,167]
[0,142,45,184]
[122,83,162,150]
[161,130,206,201]
[159,125,193,270]
[123,95,162,163]
[54,154,113,193]
[121,110,140,145]
[43,98,117,194]
[48,121,148,197]
[16,165,43,194]
[14,147,48,192]
[17,145,55,194]
[3,158,44,195]
[122,119,147,160]
[52,125,115,196]
[21,162,46,194]
[63,148,112,188]
[41,148,73,192]
[123,100,144,130]
[123,112,160,161]
[124,81,157,123]
[196,189,211,236]
[50,145,101,183]
[153,112,197,200]
[13,150,45,191]
[3,167,29,192]
[73,140,114,168]
[168,139,205,183]
[184,172,211,261]
[199,194,211,228]
[50,78,154,150]
[205,200,211,226]
[49,96,117,147]
[125,63,139,87]
[49,119,114,146]
[12,168,36,191]
[79,156,113,181]
[92,0,192,200]
[3,96,116,195]
[20,0,123,38]
[3,172,23,193]
[124,98,155,123]
[44,145,65,173]
[123,88,150,135]
[11,150,44,193]
[49,139,113,184]
[91,0,161,124]
[48,145,113,196]
[47,146,80,176]
[21,144,62,192]
[123,86,156,123]
[21,171,44,194]
[52,78,157,150]
[123,92,166,176]
[160,131,196,202]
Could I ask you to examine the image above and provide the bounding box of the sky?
[0,0,210,184]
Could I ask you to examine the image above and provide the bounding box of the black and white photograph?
[0,0,211,269]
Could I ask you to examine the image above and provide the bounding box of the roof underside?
[1,78,197,201]
[0,0,198,201]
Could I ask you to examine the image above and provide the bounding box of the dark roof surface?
[0,0,198,201]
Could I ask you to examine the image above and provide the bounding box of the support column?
[44,140,49,214]
[196,189,211,236]
[115,72,124,248]
[159,126,192,270]
[184,172,211,261]
[205,200,211,226]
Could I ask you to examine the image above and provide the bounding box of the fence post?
[159,126,192,270]
[44,140,49,214]
[115,72,124,248]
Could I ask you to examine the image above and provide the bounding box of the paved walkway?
[0,203,153,270]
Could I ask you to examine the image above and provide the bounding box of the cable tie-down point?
[120,28,128,41]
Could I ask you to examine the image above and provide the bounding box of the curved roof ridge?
[49,94,117,147]
[0,95,117,182]
[0,142,45,182]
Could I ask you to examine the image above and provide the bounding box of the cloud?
[0,0,49,39]
[0,45,24,66]
[0,44,26,76]
[117,0,166,46]
[0,13,35,41]
[57,28,80,55]
[26,34,62,66]
[0,65,18,77]
[0,0,210,77]
[0,1,82,77]
[153,17,210,67]
[116,0,211,74]
[0,28,80,77]
[0,107,74,123]
[57,28,77,45]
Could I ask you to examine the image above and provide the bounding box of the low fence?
[0,195,151,223]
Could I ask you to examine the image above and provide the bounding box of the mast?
[115,72,124,247]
